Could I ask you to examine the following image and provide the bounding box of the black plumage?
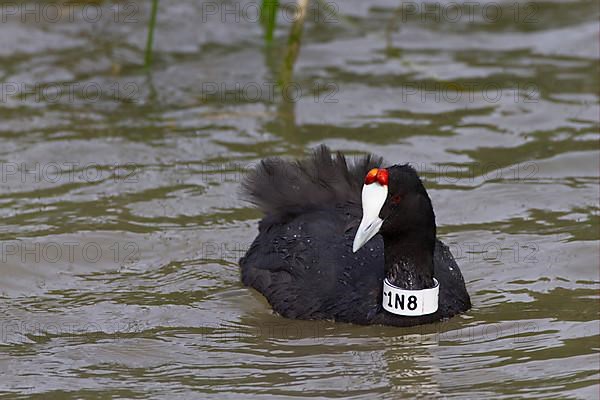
[239,146,470,326]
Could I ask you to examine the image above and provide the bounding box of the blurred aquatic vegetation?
[266,0,343,86]
[278,0,309,87]
[143,0,340,87]
[144,0,159,69]
[261,0,280,43]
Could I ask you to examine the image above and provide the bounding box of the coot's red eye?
[365,168,379,185]
[376,169,388,186]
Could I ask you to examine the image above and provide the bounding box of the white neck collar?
[382,277,439,316]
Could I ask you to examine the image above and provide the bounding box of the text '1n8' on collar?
[382,278,439,316]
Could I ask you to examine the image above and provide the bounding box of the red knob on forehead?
[365,168,379,185]
[364,168,388,186]
[376,168,388,186]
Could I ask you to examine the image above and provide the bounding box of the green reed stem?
[144,0,159,68]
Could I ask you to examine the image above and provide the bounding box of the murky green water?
[1,0,598,398]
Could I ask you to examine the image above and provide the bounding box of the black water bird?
[239,146,470,326]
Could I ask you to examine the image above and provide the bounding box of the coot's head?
[352,165,436,253]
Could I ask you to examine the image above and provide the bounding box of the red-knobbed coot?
[239,146,470,326]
